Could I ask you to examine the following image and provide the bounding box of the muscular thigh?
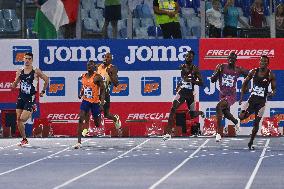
[185,93,194,110]
[20,110,32,122]
[173,89,187,104]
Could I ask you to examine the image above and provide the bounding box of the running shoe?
[162,133,171,141]
[74,143,82,149]
[235,120,241,134]
[248,142,255,150]
[18,139,28,147]
[82,129,88,137]
[223,126,228,135]
[114,114,121,129]
[215,133,221,142]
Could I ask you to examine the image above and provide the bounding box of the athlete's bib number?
[84,87,93,98]
[21,82,31,94]
[181,81,192,90]
[222,74,235,87]
[251,86,265,97]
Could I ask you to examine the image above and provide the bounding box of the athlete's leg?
[16,109,24,138]
[77,110,89,144]
[239,101,251,120]
[103,103,115,121]
[91,103,101,128]
[186,94,204,118]
[18,110,32,142]
[216,99,228,135]
[223,108,238,124]
[103,93,121,129]
[166,91,185,135]
[248,104,266,150]
[77,100,91,146]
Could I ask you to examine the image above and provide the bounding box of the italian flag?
[33,0,79,39]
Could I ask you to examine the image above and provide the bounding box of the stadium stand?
[0,0,283,39]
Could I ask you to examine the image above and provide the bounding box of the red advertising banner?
[40,102,176,136]
[0,71,18,103]
[200,38,284,70]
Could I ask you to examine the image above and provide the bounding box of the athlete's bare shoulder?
[95,72,103,80]
[16,68,22,73]
[34,67,41,73]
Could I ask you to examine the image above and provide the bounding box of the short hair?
[261,55,269,63]
[187,50,195,56]
[88,60,95,64]
[25,52,33,59]
[228,52,237,59]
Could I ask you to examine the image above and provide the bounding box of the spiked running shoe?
[114,114,121,129]
[18,139,28,147]
[162,134,171,141]
[215,133,221,142]
[74,143,82,149]
[82,129,88,137]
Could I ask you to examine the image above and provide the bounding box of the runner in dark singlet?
[163,50,204,140]
[11,52,49,146]
[239,55,276,150]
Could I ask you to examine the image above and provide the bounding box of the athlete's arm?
[11,69,21,88]
[239,66,249,77]
[94,74,105,105]
[239,69,254,105]
[192,67,203,86]
[107,65,119,87]
[78,75,84,99]
[268,72,276,97]
[36,68,49,97]
[211,64,223,83]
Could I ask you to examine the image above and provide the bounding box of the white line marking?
[0,139,91,176]
[0,143,19,150]
[53,139,150,189]
[149,139,210,189]
[245,139,270,189]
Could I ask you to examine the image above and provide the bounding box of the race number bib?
[84,87,93,98]
[21,82,31,94]
[181,81,192,90]
[251,86,265,97]
[222,74,235,87]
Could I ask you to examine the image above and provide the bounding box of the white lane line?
[53,139,150,189]
[149,139,210,189]
[245,139,270,189]
[0,143,19,151]
[0,139,91,176]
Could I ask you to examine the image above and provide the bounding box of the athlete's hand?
[267,91,275,99]
[268,91,275,97]
[10,82,17,89]
[40,90,45,97]
[78,95,82,99]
